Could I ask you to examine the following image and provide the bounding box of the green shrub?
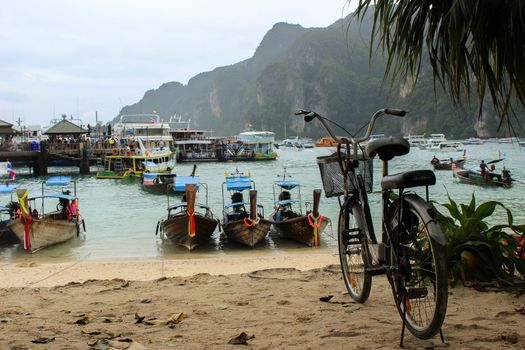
[435,193,525,289]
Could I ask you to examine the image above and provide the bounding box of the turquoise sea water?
[0,143,523,263]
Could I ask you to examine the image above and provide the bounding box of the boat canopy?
[174,176,200,192]
[224,201,249,209]
[143,173,176,179]
[275,181,299,190]
[29,193,78,201]
[46,176,72,186]
[0,183,17,193]
[277,199,302,206]
[226,176,251,191]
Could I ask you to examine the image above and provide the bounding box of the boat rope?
[26,252,92,287]
[186,210,196,238]
[307,213,323,247]
[243,217,260,227]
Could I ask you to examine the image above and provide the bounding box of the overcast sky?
[0,0,356,127]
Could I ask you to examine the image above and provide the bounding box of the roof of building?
[44,120,88,134]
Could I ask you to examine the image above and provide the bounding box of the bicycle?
[296,109,448,345]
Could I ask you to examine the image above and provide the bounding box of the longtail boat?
[221,171,271,247]
[430,150,467,170]
[270,170,328,246]
[157,183,218,251]
[140,173,176,194]
[454,168,513,188]
[0,184,18,244]
[8,176,86,252]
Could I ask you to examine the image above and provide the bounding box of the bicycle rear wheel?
[338,203,372,303]
[386,195,448,339]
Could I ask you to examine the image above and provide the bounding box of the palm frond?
[352,0,525,124]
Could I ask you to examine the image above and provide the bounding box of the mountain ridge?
[116,14,501,139]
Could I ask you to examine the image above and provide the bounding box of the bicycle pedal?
[365,266,387,276]
[343,228,362,244]
[407,287,428,299]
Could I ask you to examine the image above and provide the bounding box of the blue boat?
[270,169,328,246]
[0,183,18,244]
[221,170,271,247]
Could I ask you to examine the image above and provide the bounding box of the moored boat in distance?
[237,131,278,160]
[405,134,427,147]
[8,176,86,252]
[454,168,513,188]
[430,151,467,170]
[221,170,271,247]
[157,183,218,251]
[314,137,338,147]
[462,137,483,145]
[96,138,175,179]
[270,170,329,246]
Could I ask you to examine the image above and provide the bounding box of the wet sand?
[0,252,524,349]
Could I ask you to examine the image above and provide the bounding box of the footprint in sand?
[16,262,40,268]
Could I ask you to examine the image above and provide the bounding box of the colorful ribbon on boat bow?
[243,217,260,227]
[187,210,196,238]
[17,189,32,250]
[307,213,323,247]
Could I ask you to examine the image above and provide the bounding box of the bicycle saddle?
[365,137,410,161]
[381,170,436,190]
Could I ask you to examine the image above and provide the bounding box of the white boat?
[113,114,174,149]
[8,176,85,252]
[237,131,278,160]
[406,134,427,147]
[462,137,483,145]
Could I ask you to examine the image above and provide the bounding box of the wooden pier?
[0,141,113,175]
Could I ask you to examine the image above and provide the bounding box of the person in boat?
[229,192,248,221]
[275,191,299,220]
[480,160,488,179]
[431,155,440,166]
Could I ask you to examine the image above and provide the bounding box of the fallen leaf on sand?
[75,315,92,325]
[134,312,145,324]
[144,313,185,326]
[31,337,55,344]
[319,295,334,302]
[228,332,255,345]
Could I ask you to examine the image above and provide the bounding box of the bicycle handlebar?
[295,108,407,145]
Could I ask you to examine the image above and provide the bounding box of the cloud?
[0,0,355,124]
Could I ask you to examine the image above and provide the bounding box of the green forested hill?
[116,15,504,139]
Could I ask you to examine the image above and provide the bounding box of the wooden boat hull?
[223,218,271,247]
[141,183,170,195]
[433,158,465,170]
[271,215,329,246]
[0,220,17,244]
[8,219,78,252]
[161,213,217,251]
[455,170,512,188]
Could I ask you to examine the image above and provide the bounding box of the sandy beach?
[1,252,524,349]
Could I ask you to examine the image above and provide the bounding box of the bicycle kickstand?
[399,293,407,348]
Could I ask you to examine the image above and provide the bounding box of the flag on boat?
[0,162,16,181]
[7,162,16,181]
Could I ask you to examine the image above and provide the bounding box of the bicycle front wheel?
[338,203,372,303]
[386,195,448,339]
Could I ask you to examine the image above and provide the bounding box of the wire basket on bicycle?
[316,152,373,197]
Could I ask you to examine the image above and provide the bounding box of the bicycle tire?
[338,202,372,303]
[386,194,448,339]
